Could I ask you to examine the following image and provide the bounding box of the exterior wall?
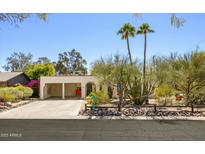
[85,82,96,96]
[65,83,81,97]
[0,81,7,87]
[7,74,30,86]
[46,83,62,98]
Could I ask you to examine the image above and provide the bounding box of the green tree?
[111,55,129,110]
[55,49,87,75]
[91,54,140,111]
[35,57,51,64]
[3,52,33,71]
[145,56,170,95]
[25,63,55,80]
[117,23,136,65]
[167,51,205,105]
[0,13,48,26]
[91,57,113,86]
[137,23,154,95]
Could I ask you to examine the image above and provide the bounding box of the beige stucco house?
[40,76,118,99]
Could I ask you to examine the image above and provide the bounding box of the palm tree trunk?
[142,33,147,96]
[126,37,133,65]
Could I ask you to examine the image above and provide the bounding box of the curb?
[0,115,205,120]
[78,116,205,120]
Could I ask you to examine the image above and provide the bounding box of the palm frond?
[133,13,186,28]
[36,13,49,22]
[0,13,48,26]
[137,23,155,34]
[133,13,143,18]
[136,30,144,35]
[117,23,136,39]
[170,14,185,28]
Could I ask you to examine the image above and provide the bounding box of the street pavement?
[0,119,205,140]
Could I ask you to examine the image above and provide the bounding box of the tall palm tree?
[137,23,154,95]
[117,23,136,65]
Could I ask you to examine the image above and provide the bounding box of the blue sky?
[1,13,205,71]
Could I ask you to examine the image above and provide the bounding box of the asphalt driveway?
[0,100,85,119]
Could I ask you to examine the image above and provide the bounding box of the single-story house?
[40,76,118,99]
[0,72,30,87]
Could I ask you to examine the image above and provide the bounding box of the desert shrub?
[0,87,23,102]
[9,88,24,100]
[0,92,14,102]
[85,96,93,105]
[0,86,33,102]
[155,84,173,98]
[155,84,173,105]
[127,81,146,105]
[88,90,110,105]
[132,95,148,105]
[14,86,33,99]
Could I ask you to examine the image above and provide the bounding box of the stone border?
[0,99,35,113]
[0,115,204,120]
[76,116,205,120]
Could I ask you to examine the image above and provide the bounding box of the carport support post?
[81,84,86,99]
[62,83,65,99]
[40,83,44,99]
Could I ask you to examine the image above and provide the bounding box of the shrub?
[9,88,24,100]
[155,84,173,105]
[27,80,40,97]
[132,95,148,105]
[0,87,23,102]
[0,86,33,102]
[85,96,93,105]
[88,90,110,105]
[155,84,173,98]
[1,93,14,102]
[28,80,40,88]
[14,86,33,99]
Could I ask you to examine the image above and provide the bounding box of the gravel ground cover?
[81,107,205,117]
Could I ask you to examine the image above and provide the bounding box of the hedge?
[0,86,33,102]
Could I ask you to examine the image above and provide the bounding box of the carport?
[64,83,81,99]
[40,76,101,100]
[43,83,82,99]
[45,83,63,99]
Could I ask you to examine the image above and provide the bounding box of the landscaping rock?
[0,102,5,106]
[81,107,205,117]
